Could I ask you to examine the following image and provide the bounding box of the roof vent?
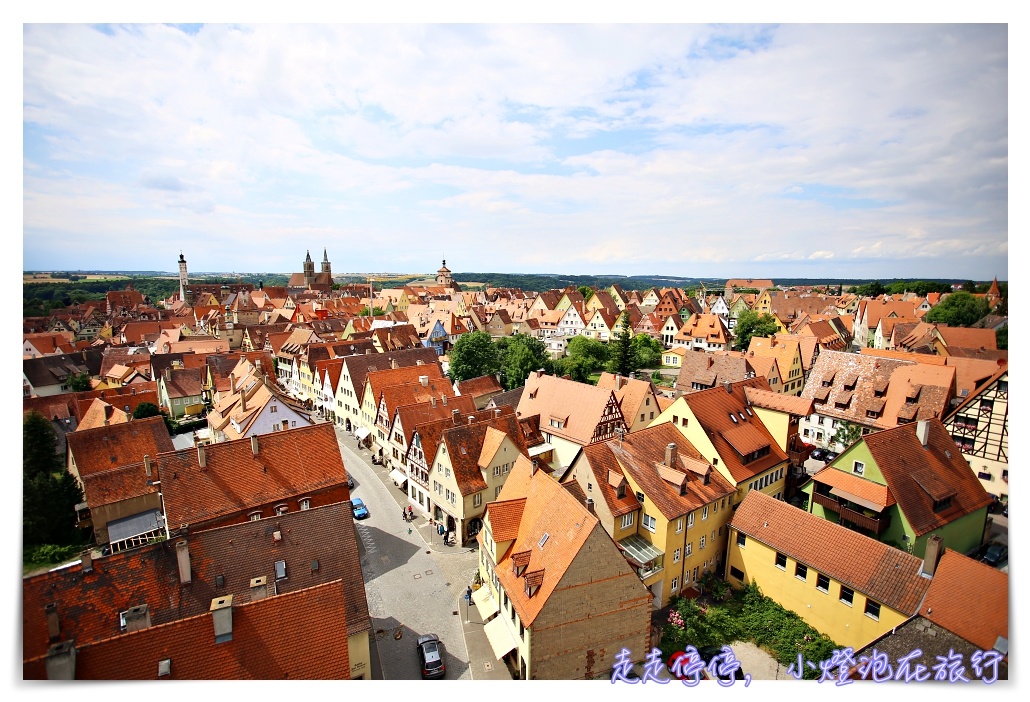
[158,658,171,677]
[250,576,269,601]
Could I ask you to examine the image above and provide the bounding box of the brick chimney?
[586,498,595,514]
[176,540,192,584]
[665,442,677,467]
[916,420,930,447]
[241,387,247,412]
[250,576,269,601]
[724,381,733,394]
[921,534,945,577]
[210,596,234,643]
[45,602,60,642]
[452,409,460,424]
[251,435,260,456]
[230,373,236,392]
[45,641,76,680]
[124,604,152,632]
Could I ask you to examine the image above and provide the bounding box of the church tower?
[178,252,189,303]
[303,250,315,287]
[436,259,453,287]
[321,248,332,277]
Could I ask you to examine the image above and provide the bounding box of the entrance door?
[650,580,663,609]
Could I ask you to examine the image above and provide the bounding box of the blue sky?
[20,20,1010,280]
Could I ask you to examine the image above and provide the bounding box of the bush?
[27,543,80,565]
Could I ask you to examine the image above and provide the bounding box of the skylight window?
[538,533,550,548]
[730,414,738,423]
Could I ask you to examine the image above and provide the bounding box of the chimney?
[442,395,448,406]
[615,373,623,389]
[230,373,236,392]
[468,415,475,425]
[176,540,192,584]
[452,409,460,424]
[665,442,677,467]
[531,459,538,476]
[629,372,636,380]
[80,549,92,573]
[197,444,206,469]
[249,576,269,601]
[417,359,425,365]
[241,388,247,412]
[251,435,259,456]
[494,408,502,417]
[430,396,436,408]
[124,604,152,632]
[164,367,171,381]
[144,454,152,478]
[391,358,398,369]
[45,641,76,680]
[586,498,595,514]
[210,596,234,643]
[916,420,930,447]
[921,534,945,577]
[45,603,60,642]
[420,375,429,387]
[365,349,372,355]
[769,337,777,347]
[724,381,733,394]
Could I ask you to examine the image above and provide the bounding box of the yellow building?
[568,423,736,608]
[648,378,790,506]
[727,491,934,650]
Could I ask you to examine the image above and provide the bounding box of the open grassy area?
[24,273,129,284]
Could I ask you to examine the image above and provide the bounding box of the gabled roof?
[340,347,441,402]
[393,395,477,438]
[858,420,993,536]
[67,416,175,478]
[596,372,658,422]
[675,353,753,392]
[731,491,930,616]
[516,371,625,446]
[919,550,1008,652]
[158,423,348,529]
[409,406,517,474]
[485,495,526,542]
[439,413,528,495]
[455,374,504,399]
[77,399,131,430]
[487,460,602,627]
[679,377,786,484]
[743,386,813,416]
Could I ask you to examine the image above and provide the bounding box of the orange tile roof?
[364,361,444,406]
[158,423,348,529]
[743,386,813,416]
[485,497,526,542]
[440,413,528,495]
[860,420,993,536]
[731,491,930,615]
[919,550,1007,651]
[810,466,896,509]
[517,372,625,446]
[67,416,176,478]
[456,374,504,398]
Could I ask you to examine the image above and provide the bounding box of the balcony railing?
[812,492,840,514]
[840,505,887,535]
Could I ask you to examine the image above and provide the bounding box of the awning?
[829,487,883,513]
[354,427,371,440]
[484,614,520,659]
[108,509,164,543]
[618,533,664,565]
[527,442,553,457]
[388,468,408,485]
[472,586,499,619]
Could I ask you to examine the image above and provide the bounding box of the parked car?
[351,498,369,520]
[809,448,826,462]
[416,633,446,679]
[1002,503,1008,518]
[981,543,1007,567]
[823,451,839,463]
[347,474,355,490]
[697,646,747,682]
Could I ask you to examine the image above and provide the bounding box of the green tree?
[577,285,594,302]
[499,334,549,389]
[732,310,780,351]
[359,306,387,316]
[853,281,885,297]
[996,326,1007,350]
[606,312,634,376]
[23,411,85,549]
[830,420,863,452]
[448,331,500,382]
[566,336,608,373]
[67,371,92,392]
[132,402,162,420]
[925,291,990,327]
[630,334,663,369]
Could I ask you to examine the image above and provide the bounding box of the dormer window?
[617,484,626,499]
[933,497,952,512]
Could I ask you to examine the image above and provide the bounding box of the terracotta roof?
[408,406,516,475]
[746,335,802,374]
[919,550,1008,651]
[731,491,930,615]
[675,353,753,393]
[596,372,658,424]
[721,422,771,455]
[393,395,477,439]
[578,444,645,519]
[679,378,787,484]
[77,399,131,430]
[439,413,529,495]
[161,367,205,399]
[485,497,526,542]
[455,374,504,399]
[158,423,348,529]
[743,386,813,416]
[810,466,896,510]
[516,372,625,447]
[859,420,993,536]
[935,325,997,351]
[348,348,441,403]
[67,416,176,478]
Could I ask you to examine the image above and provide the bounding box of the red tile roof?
[920,550,1007,651]
[67,416,176,478]
[731,491,930,615]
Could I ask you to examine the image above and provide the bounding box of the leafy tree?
[67,371,92,392]
[132,402,162,420]
[577,285,594,302]
[732,310,780,351]
[830,420,863,452]
[925,291,990,327]
[359,306,386,316]
[853,281,885,297]
[499,334,549,389]
[962,280,980,293]
[551,355,595,383]
[23,411,85,549]
[996,326,1007,350]
[630,333,663,369]
[448,331,500,382]
[606,312,634,376]
[566,336,609,373]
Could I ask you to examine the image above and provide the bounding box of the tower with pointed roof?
[435,259,460,291]
[303,250,315,287]
[321,248,332,277]
[178,252,189,303]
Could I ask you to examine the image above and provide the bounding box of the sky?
[20,18,1011,281]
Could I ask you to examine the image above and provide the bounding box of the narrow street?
[331,421,481,680]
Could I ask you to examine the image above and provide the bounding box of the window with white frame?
[671,577,679,592]
[642,513,657,532]
[853,461,865,475]
[249,511,262,521]
[685,542,692,556]
[673,548,680,563]
[474,493,482,507]
[699,535,706,549]
[299,498,310,510]
[702,505,709,520]
[676,518,683,533]
[688,512,695,527]
[621,512,635,529]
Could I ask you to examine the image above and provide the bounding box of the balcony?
[839,505,887,535]
[812,491,841,514]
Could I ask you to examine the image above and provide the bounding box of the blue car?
[351,498,369,520]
